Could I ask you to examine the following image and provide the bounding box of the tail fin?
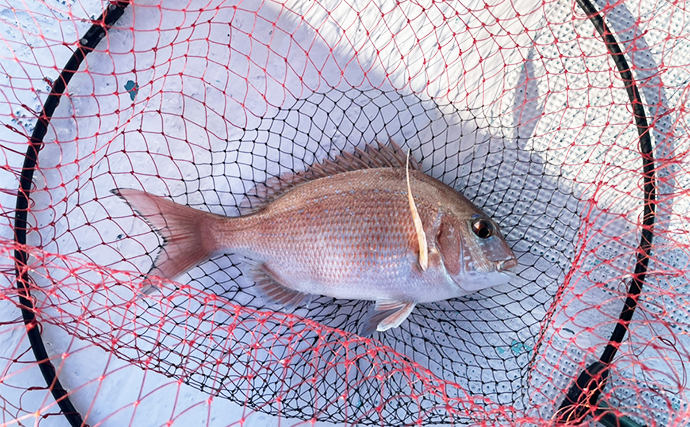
[113,188,226,294]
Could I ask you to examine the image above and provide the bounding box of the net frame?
[12,3,130,426]
[554,0,655,423]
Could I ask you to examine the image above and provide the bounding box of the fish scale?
[239,187,424,299]
[113,141,517,335]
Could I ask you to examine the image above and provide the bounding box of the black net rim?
[12,2,131,427]
[10,0,656,426]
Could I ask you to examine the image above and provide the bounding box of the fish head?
[436,211,518,293]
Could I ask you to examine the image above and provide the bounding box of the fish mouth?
[497,257,518,271]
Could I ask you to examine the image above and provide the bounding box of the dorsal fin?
[239,139,420,214]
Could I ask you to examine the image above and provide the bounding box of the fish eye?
[471,218,494,239]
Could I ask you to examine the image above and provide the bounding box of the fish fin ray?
[113,189,224,294]
[238,139,420,214]
[359,299,416,336]
[252,264,310,311]
[406,149,428,271]
[370,139,421,170]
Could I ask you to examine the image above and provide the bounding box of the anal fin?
[359,300,417,336]
[252,264,310,311]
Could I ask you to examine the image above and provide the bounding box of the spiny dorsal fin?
[239,138,420,214]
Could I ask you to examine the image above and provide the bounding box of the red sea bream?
[113,141,517,335]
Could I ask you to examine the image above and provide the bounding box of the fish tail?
[112,188,227,294]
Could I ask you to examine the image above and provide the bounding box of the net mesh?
[1,0,689,425]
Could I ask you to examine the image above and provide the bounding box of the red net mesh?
[1,0,689,425]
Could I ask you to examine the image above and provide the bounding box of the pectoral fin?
[406,150,428,271]
[252,264,310,311]
[359,300,417,336]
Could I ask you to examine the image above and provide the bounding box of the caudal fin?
[113,188,226,294]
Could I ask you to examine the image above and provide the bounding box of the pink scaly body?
[222,168,460,303]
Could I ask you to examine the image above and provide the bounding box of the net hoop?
[9,0,659,426]
[555,0,656,423]
[12,2,131,426]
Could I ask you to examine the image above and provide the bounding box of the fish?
[112,140,517,335]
